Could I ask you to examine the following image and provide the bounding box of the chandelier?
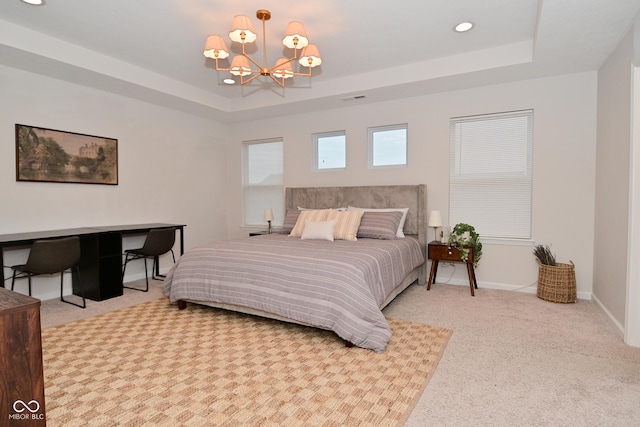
[203,9,322,88]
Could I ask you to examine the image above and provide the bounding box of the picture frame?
[15,124,118,185]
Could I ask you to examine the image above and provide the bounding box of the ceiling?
[1,0,640,123]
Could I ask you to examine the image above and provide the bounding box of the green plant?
[447,223,482,267]
[533,244,556,266]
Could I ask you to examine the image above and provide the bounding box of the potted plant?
[447,223,482,267]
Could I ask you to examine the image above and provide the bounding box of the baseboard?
[441,278,592,300]
[592,293,625,337]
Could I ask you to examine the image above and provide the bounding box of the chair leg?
[10,271,33,297]
[123,254,149,292]
[61,267,86,309]
[11,270,17,291]
[121,253,131,284]
[152,249,175,280]
[143,257,149,292]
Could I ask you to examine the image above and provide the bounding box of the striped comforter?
[162,234,424,352]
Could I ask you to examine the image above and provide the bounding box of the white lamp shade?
[428,210,443,227]
[299,44,322,67]
[272,58,294,78]
[282,21,309,49]
[229,15,257,43]
[203,35,230,59]
[230,55,252,76]
[263,208,274,222]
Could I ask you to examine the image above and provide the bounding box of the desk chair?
[122,227,176,292]
[11,236,86,308]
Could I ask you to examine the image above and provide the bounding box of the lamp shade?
[282,21,309,49]
[272,58,294,79]
[263,208,274,222]
[229,15,257,43]
[203,35,230,59]
[428,210,443,227]
[230,55,252,76]
[299,44,322,67]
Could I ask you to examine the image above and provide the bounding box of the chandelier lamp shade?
[203,9,322,88]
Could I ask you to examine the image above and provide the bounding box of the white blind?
[243,139,284,226]
[449,110,533,240]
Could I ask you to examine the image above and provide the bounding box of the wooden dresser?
[0,288,46,425]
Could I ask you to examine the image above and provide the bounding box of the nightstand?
[249,230,271,236]
[427,241,478,296]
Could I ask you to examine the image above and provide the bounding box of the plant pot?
[536,259,576,303]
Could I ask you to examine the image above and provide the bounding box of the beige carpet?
[41,298,452,426]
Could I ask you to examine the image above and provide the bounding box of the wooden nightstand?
[427,241,478,296]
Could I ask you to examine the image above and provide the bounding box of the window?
[243,139,283,226]
[449,110,533,240]
[368,124,408,167]
[313,131,346,170]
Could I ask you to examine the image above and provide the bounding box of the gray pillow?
[356,211,403,240]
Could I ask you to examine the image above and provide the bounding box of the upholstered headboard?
[285,185,427,282]
[285,184,425,234]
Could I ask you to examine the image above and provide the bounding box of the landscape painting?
[16,124,118,185]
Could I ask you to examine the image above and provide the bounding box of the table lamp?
[428,210,443,242]
[264,208,274,234]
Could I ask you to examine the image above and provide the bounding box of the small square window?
[313,131,346,170]
[368,124,408,167]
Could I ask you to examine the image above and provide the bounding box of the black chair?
[122,227,176,292]
[11,236,86,308]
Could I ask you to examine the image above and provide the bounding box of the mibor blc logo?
[9,400,44,421]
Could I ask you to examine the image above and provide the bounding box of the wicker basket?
[536,260,576,303]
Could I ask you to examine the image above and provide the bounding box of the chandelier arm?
[240,72,262,85]
[291,70,312,78]
[267,74,285,88]
[242,53,264,72]
[265,56,296,74]
[214,58,232,73]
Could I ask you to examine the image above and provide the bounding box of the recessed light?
[21,0,44,5]
[223,78,236,85]
[454,22,474,32]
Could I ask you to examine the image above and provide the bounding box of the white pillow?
[289,209,330,237]
[347,206,409,238]
[301,220,337,241]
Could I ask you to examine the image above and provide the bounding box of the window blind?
[243,139,284,226]
[449,110,533,240]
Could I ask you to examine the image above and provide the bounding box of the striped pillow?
[357,211,403,240]
[325,209,364,241]
[289,209,330,237]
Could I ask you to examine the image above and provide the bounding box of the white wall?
[0,63,600,302]
[228,72,598,296]
[594,29,634,328]
[0,64,229,301]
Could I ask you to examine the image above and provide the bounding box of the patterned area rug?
[41,298,452,426]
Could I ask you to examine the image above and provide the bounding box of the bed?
[162,185,427,352]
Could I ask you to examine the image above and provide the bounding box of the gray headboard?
[285,184,426,247]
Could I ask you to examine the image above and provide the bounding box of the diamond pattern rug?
[41,298,452,426]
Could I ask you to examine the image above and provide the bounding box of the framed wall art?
[15,124,118,185]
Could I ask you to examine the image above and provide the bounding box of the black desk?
[0,223,185,300]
